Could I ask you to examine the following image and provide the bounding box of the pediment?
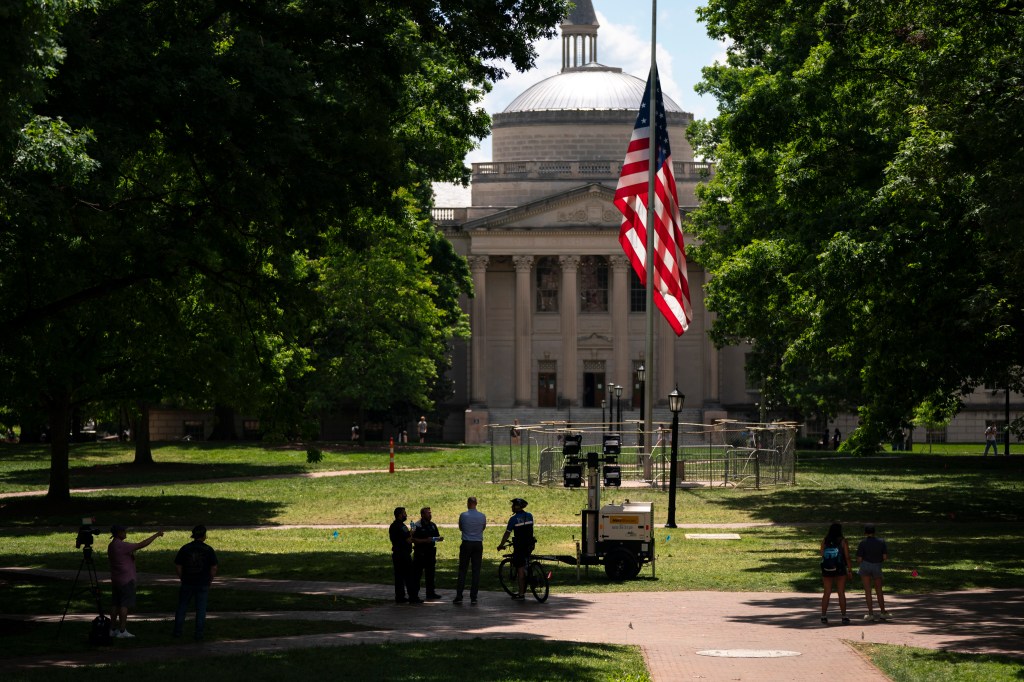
[464,184,620,231]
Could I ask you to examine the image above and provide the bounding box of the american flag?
[613,69,692,336]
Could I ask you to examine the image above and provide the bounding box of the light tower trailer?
[560,433,656,580]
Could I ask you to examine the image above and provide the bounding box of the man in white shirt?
[453,497,486,605]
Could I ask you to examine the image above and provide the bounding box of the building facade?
[433,0,1021,445]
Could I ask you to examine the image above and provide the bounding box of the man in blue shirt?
[453,496,486,605]
[497,498,534,600]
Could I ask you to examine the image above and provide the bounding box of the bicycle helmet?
[510,497,528,509]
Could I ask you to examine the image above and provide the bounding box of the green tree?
[690,0,1024,451]
[0,0,569,499]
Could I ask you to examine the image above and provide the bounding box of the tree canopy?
[689,0,1024,450]
[0,0,569,498]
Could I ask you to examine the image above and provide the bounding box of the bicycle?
[497,551,549,602]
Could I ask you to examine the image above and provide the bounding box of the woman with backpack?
[819,522,853,624]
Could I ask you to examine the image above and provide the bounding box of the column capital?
[559,255,581,270]
[513,255,534,272]
[467,255,489,272]
[609,255,631,270]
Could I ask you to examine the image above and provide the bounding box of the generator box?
[598,501,653,543]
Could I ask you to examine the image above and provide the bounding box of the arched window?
[535,257,560,312]
[580,256,608,312]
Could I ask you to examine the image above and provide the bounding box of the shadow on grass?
[0,494,284,527]
[685,456,1024,524]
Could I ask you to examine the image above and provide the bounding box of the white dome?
[503,65,684,113]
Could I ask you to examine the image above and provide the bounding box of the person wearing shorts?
[107,525,164,638]
[856,524,890,621]
[497,498,534,600]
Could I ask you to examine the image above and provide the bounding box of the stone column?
[609,255,631,397]
[513,256,534,406]
[559,256,580,406]
[468,256,489,405]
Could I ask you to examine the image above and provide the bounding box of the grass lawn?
[852,642,1024,681]
[7,639,651,682]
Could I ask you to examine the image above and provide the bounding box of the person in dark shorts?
[389,507,421,604]
[411,506,443,600]
[819,522,852,624]
[497,498,534,600]
[107,525,164,638]
[857,524,890,621]
[173,525,218,641]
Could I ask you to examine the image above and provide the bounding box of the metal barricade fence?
[489,421,797,489]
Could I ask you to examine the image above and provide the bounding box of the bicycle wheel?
[497,557,517,597]
[528,561,549,602]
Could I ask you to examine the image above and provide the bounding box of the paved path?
[5,568,1022,680]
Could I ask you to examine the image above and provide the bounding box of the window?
[535,257,560,312]
[243,420,260,439]
[630,269,646,312]
[579,256,608,312]
[183,420,204,440]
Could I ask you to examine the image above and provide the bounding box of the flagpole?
[643,0,657,456]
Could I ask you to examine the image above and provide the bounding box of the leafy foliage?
[690,0,1024,450]
[0,0,569,496]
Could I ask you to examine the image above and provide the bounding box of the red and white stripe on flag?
[613,70,692,336]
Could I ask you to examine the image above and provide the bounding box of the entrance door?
[583,373,605,408]
[538,373,557,408]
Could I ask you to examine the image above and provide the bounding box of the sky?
[468,0,727,164]
[434,0,728,205]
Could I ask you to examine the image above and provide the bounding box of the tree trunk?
[133,401,154,465]
[208,405,237,440]
[46,394,72,502]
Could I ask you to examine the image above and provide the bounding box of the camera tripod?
[57,545,105,638]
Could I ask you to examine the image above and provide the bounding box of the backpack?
[821,544,842,573]
[88,614,113,646]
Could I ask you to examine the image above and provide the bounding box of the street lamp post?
[601,399,607,434]
[615,384,623,431]
[636,364,646,449]
[666,387,685,528]
[607,384,615,433]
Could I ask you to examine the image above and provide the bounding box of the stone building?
[433,1,749,443]
[433,0,1021,446]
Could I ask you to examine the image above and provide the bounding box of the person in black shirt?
[389,507,421,604]
[412,507,443,600]
[173,525,218,641]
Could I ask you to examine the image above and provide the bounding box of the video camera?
[75,517,101,549]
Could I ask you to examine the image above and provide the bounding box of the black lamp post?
[601,399,607,434]
[636,364,646,449]
[666,387,684,528]
[607,384,615,432]
[615,384,623,430]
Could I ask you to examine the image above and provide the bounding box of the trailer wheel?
[604,547,639,581]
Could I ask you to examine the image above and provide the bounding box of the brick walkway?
[5,568,1022,680]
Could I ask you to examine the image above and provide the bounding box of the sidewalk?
[5,568,1022,680]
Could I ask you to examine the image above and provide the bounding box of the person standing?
[411,507,443,600]
[107,525,163,638]
[819,522,852,625]
[832,428,842,450]
[173,525,219,641]
[510,419,521,445]
[417,416,428,443]
[389,507,421,604]
[984,424,998,455]
[453,497,486,605]
[856,524,890,622]
[497,498,534,600]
